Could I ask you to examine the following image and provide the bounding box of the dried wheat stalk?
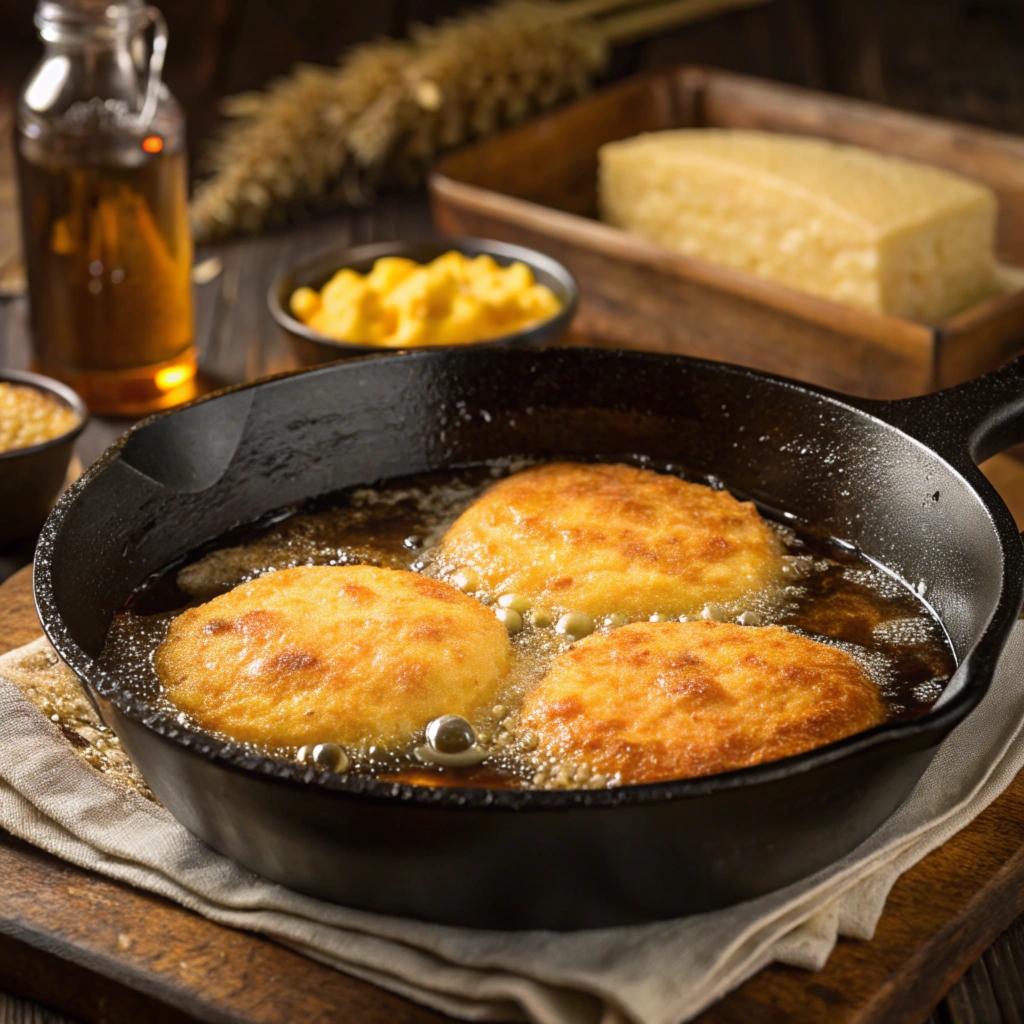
[190,0,771,241]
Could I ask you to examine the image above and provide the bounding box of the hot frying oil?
[100,462,957,790]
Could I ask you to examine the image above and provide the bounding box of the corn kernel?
[366,256,418,293]
[290,286,321,321]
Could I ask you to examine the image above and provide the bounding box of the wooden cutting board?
[3,453,1024,1024]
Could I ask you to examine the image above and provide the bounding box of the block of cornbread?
[598,129,998,322]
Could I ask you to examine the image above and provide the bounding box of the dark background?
[2,0,1024,181]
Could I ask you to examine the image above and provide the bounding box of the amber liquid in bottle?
[17,138,196,415]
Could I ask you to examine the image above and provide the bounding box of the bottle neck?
[24,1,169,137]
[35,0,149,46]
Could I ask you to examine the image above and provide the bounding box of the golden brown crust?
[155,565,511,749]
[519,621,885,784]
[434,462,784,619]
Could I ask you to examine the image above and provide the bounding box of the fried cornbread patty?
[435,462,784,620]
[519,621,885,784]
[154,565,511,749]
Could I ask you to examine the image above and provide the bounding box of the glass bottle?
[16,0,196,416]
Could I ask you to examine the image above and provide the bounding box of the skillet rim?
[32,346,1024,811]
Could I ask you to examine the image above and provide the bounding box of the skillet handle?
[874,353,1024,466]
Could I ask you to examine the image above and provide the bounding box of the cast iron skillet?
[33,347,1024,930]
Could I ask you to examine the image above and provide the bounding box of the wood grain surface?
[1,452,1024,1022]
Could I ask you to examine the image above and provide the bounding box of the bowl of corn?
[269,238,579,366]
[0,369,87,546]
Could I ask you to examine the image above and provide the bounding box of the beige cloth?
[2,626,1024,1024]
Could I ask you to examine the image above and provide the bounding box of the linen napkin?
[2,625,1024,1024]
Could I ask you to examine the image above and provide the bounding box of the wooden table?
[4,196,1024,1024]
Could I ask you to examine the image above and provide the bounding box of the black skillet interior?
[33,347,1024,928]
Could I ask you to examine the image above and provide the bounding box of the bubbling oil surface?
[100,459,956,789]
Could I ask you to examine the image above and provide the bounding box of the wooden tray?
[3,450,1024,1022]
[431,66,1024,400]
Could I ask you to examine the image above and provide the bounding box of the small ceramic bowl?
[0,370,87,547]
[269,237,579,367]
